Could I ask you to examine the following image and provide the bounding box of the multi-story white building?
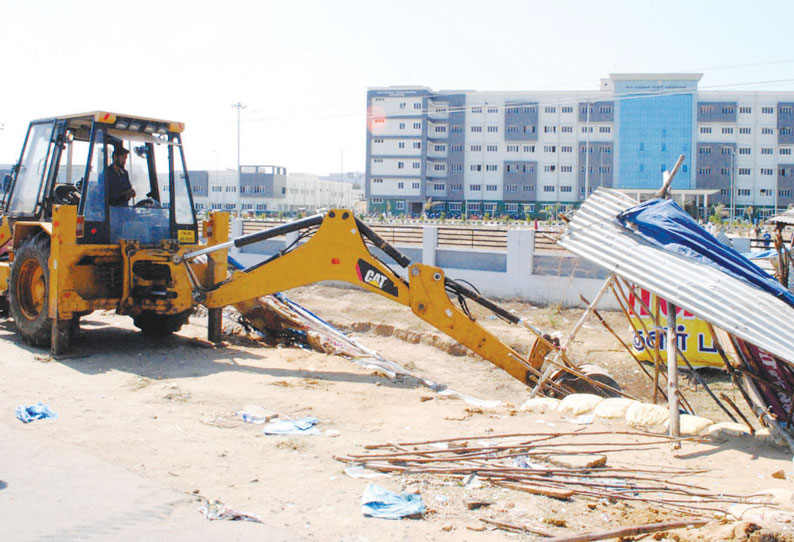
[188,166,357,216]
[365,74,794,219]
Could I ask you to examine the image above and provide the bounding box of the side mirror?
[2,174,11,191]
[133,145,148,158]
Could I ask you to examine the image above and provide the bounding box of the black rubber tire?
[132,310,191,338]
[8,233,52,347]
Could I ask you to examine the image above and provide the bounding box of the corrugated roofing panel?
[559,188,794,363]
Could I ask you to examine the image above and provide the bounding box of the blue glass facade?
[616,79,696,190]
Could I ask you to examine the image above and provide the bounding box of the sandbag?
[557,393,603,416]
[519,397,560,413]
[593,398,638,419]
[625,402,669,428]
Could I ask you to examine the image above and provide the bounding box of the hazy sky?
[2,0,794,175]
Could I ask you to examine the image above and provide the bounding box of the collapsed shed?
[559,187,794,447]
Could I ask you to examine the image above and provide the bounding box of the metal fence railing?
[239,219,564,251]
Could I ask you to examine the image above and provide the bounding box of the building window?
[760,188,773,196]
[737,188,751,196]
[698,167,712,175]
[471,106,482,114]
[487,126,498,133]
[600,145,612,153]
[413,142,422,149]
[523,186,534,192]
[450,184,462,191]
[739,147,751,155]
[397,161,404,169]
[762,127,774,135]
[373,138,384,143]
[761,168,774,175]
[434,125,446,133]
[523,145,535,152]
[543,185,555,192]
[543,165,556,172]
[448,202,462,211]
[739,106,752,114]
[781,106,793,114]
[782,128,793,135]
[399,122,405,129]
[372,178,383,183]
[561,125,573,133]
[414,122,422,129]
[374,158,383,163]
[413,162,421,169]
[700,105,714,114]
[486,184,497,191]
[486,165,498,172]
[739,127,751,135]
[544,125,556,133]
[722,127,733,135]
[780,189,792,197]
[581,126,594,134]
[506,125,519,133]
[470,184,481,191]
[598,166,611,173]
[487,107,499,113]
[761,148,774,155]
[396,201,405,210]
[450,125,462,133]
[700,127,712,134]
[781,148,792,155]
[433,164,445,171]
[412,182,420,189]
[762,106,774,114]
[561,146,573,153]
[560,185,572,192]
[599,126,611,133]
[486,145,498,152]
[450,164,462,172]
[561,106,573,113]
[600,105,612,114]
[471,125,482,133]
[506,203,519,212]
[470,164,482,171]
[434,144,446,152]
[560,165,573,173]
[544,145,556,153]
[545,106,556,113]
[451,145,463,152]
[721,167,730,175]
[413,102,422,110]
[397,182,404,189]
[398,142,405,149]
[470,145,482,152]
[699,147,712,155]
[722,105,735,114]
[507,145,519,152]
[523,164,534,173]
[506,185,518,193]
[738,168,751,175]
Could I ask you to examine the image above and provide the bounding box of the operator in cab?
[107,146,136,206]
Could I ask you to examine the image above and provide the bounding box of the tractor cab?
[2,112,198,245]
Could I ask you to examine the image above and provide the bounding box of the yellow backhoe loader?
[0,112,616,395]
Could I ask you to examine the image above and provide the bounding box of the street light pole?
[231,102,246,179]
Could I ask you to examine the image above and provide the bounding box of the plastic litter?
[263,416,320,435]
[237,405,278,424]
[360,484,426,519]
[199,499,262,523]
[568,414,595,425]
[16,403,58,423]
[345,466,389,479]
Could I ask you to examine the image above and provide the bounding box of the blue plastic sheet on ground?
[617,198,794,309]
[262,416,320,435]
[360,484,426,519]
[16,403,58,423]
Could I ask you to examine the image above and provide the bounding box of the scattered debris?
[263,416,320,435]
[199,499,263,523]
[360,484,425,519]
[15,403,58,423]
[337,430,755,516]
[237,405,279,424]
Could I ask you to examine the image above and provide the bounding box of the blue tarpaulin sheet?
[360,484,426,519]
[617,198,794,309]
[16,403,58,423]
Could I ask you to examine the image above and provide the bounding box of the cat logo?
[355,259,398,297]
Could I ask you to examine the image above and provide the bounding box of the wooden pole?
[668,300,680,442]
[543,518,708,542]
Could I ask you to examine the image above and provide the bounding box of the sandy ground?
[1,283,794,541]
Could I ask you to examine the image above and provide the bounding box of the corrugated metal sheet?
[559,188,794,363]
[768,208,794,226]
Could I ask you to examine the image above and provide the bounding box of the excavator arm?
[179,209,540,386]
